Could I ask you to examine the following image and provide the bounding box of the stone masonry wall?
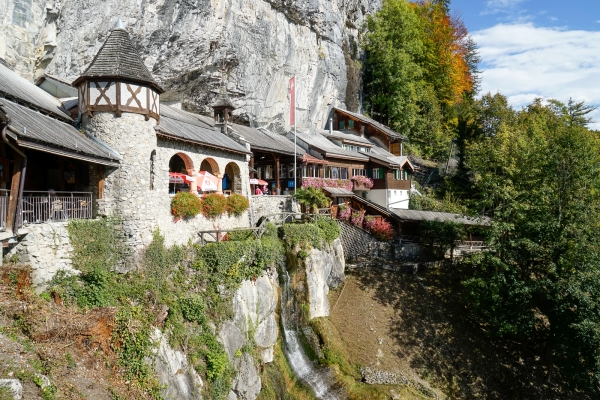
[249,195,299,226]
[7,222,78,287]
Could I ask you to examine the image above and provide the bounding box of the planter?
[353,183,372,191]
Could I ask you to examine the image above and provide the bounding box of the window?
[265,165,273,179]
[324,167,331,179]
[341,168,348,179]
[372,168,381,179]
[302,166,307,178]
[289,165,295,178]
[149,150,156,190]
[393,169,400,180]
[339,121,345,130]
[349,120,354,129]
[280,164,287,178]
[309,165,317,177]
[342,144,347,150]
[359,147,365,152]
[352,168,366,176]
[404,170,409,180]
[331,167,339,179]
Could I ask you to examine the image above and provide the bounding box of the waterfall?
[279,268,341,400]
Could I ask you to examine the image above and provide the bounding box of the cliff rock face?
[219,269,279,400]
[0,0,380,131]
[304,238,345,318]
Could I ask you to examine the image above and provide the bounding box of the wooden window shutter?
[380,168,384,179]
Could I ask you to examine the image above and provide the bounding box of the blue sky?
[449,0,600,128]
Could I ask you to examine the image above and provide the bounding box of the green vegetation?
[281,218,340,250]
[43,218,288,399]
[171,192,202,219]
[363,0,479,160]
[201,193,228,219]
[226,193,250,217]
[292,187,330,213]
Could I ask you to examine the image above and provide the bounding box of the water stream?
[279,268,341,400]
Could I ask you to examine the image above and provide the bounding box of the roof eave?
[72,75,165,94]
[155,130,251,155]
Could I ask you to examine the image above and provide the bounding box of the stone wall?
[249,195,298,225]
[83,112,253,249]
[7,222,78,287]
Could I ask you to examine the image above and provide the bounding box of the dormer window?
[349,120,354,129]
[339,121,345,130]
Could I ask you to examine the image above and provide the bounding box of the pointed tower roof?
[73,28,164,93]
[212,88,235,109]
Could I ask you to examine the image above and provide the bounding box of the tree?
[462,98,600,392]
[362,0,480,161]
[293,187,329,213]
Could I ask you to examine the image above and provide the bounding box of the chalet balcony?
[0,190,94,232]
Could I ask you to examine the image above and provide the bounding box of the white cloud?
[482,0,528,16]
[473,23,600,128]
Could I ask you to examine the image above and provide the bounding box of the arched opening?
[224,162,241,195]
[200,158,219,175]
[169,153,195,194]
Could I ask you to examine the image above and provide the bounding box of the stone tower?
[73,24,164,249]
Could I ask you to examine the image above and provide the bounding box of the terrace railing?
[0,189,8,232]
[18,191,93,226]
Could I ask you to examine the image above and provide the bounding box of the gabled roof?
[231,124,305,157]
[1,99,121,166]
[361,146,414,170]
[0,64,72,122]
[321,129,373,146]
[334,107,407,141]
[294,130,369,162]
[72,28,164,93]
[156,106,250,155]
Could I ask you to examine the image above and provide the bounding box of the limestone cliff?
[0,0,380,131]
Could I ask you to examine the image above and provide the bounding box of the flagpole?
[293,76,297,195]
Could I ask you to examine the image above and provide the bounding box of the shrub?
[368,219,395,241]
[293,187,329,213]
[171,192,202,219]
[201,193,228,219]
[364,215,376,230]
[338,205,352,220]
[316,217,341,243]
[351,175,374,189]
[226,194,249,217]
[351,210,365,227]
[179,296,207,325]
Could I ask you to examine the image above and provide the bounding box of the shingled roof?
[72,28,164,93]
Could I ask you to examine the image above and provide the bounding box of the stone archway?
[169,152,196,193]
[224,162,242,194]
[199,158,220,175]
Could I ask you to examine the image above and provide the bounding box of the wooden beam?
[97,165,104,199]
[275,157,280,194]
[6,154,22,232]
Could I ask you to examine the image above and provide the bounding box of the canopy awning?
[197,171,219,191]
[169,172,195,184]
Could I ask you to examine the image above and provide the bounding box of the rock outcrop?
[302,238,345,319]
[1,0,380,131]
[151,328,204,400]
[219,268,279,400]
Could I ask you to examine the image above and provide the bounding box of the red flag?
[289,76,295,126]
